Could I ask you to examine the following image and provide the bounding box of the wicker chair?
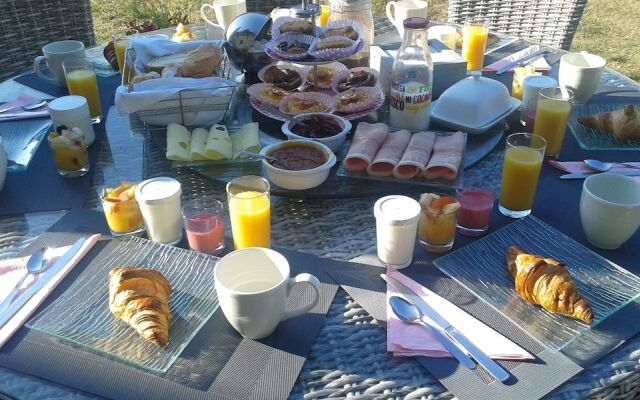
[0,0,95,81]
[246,0,304,13]
[447,0,588,50]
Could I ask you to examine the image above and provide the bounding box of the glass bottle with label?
[389,17,433,131]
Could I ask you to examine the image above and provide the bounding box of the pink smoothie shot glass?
[456,187,495,236]
[182,199,225,254]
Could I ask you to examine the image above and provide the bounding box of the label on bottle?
[389,81,432,131]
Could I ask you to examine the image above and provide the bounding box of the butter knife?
[561,171,640,179]
[0,237,86,328]
[382,274,511,383]
[496,48,548,75]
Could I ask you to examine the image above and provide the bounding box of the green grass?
[91,0,639,81]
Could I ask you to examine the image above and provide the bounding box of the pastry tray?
[433,215,640,351]
[27,236,220,373]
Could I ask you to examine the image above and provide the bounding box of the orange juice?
[114,38,134,85]
[461,25,488,71]
[319,5,330,27]
[229,191,271,249]
[533,97,572,157]
[66,69,102,118]
[500,146,543,212]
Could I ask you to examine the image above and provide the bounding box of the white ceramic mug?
[34,40,86,86]
[214,247,321,340]
[558,52,606,104]
[580,173,640,249]
[386,0,428,37]
[201,0,247,32]
[0,136,7,192]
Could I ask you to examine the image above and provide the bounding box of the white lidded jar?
[48,96,95,145]
[135,177,183,245]
[520,75,558,131]
[374,195,421,269]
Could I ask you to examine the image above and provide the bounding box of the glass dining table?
[1,17,639,400]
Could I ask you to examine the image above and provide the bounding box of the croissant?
[108,267,172,346]
[577,104,640,141]
[506,246,593,324]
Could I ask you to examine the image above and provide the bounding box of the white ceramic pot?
[281,113,351,153]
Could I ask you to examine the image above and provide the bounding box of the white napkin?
[386,267,534,360]
[0,234,100,349]
[0,95,50,122]
[129,38,224,75]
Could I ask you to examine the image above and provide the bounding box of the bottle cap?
[135,177,182,206]
[403,17,429,30]
[374,195,421,226]
[48,95,91,121]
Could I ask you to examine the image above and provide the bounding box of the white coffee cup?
[201,0,247,32]
[34,40,86,86]
[580,173,640,250]
[386,0,428,37]
[214,247,321,340]
[428,25,457,50]
[558,52,606,104]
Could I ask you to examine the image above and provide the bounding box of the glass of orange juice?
[319,4,331,27]
[227,175,271,249]
[63,58,102,123]
[113,33,137,85]
[461,18,488,72]
[533,86,574,158]
[499,133,547,218]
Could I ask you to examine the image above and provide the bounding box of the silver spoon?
[234,148,279,163]
[0,99,48,114]
[0,247,50,315]
[389,296,476,369]
[584,159,640,172]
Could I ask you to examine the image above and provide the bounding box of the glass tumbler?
[226,176,271,249]
[62,58,103,122]
[182,199,226,255]
[532,86,574,158]
[461,18,488,71]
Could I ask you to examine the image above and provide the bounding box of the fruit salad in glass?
[418,193,460,253]
[47,126,89,178]
[101,182,145,236]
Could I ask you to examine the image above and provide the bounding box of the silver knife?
[561,171,640,179]
[382,274,511,383]
[387,294,476,369]
[0,113,49,120]
[496,48,548,74]
[0,238,86,328]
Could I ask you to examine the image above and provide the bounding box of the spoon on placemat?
[0,99,48,114]
[0,247,51,316]
[584,159,640,172]
[389,296,476,369]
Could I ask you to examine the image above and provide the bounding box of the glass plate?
[0,118,51,172]
[433,215,640,351]
[27,236,220,372]
[569,102,640,150]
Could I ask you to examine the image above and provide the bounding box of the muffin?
[336,70,376,92]
[263,66,302,91]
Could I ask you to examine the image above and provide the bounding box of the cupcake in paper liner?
[334,86,382,114]
[247,83,291,108]
[304,62,348,89]
[272,17,319,40]
[332,67,379,93]
[266,34,316,61]
[258,62,305,91]
[279,92,335,115]
[309,36,360,61]
[320,19,364,42]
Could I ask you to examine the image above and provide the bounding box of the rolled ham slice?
[366,129,411,176]
[392,131,436,179]
[343,122,388,172]
[424,132,465,180]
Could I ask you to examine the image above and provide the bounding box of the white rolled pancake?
[423,131,465,180]
[166,123,191,161]
[366,129,411,176]
[392,131,436,179]
[343,122,388,172]
[189,128,209,160]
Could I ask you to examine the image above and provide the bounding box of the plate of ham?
[337,122,465,187]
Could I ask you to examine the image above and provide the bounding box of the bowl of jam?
[260,140,336,190]
[281,112,352,152]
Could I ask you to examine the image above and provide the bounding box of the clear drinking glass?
[418,193,460,253]
[456,185,495,236]
[47,131,89,178]
[113,32,137,85]
[226,176,271,249]
[532,86,574,158]
[499,133,547,218]
[62,58,102,123]
[182,198,225,255]
[101,184,145,237]
[461,18,489,72]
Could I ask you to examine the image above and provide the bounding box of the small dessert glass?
[101,186,145,237]
[418,194,460,253]
[47,131,89,178]
[182,199,225,255]
[456,186,495,236]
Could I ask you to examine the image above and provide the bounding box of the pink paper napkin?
[0,95,50,122]
[0,234,100,348]
[483,45,550,72]
[549,160,640,182]
[386,267,534,360]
